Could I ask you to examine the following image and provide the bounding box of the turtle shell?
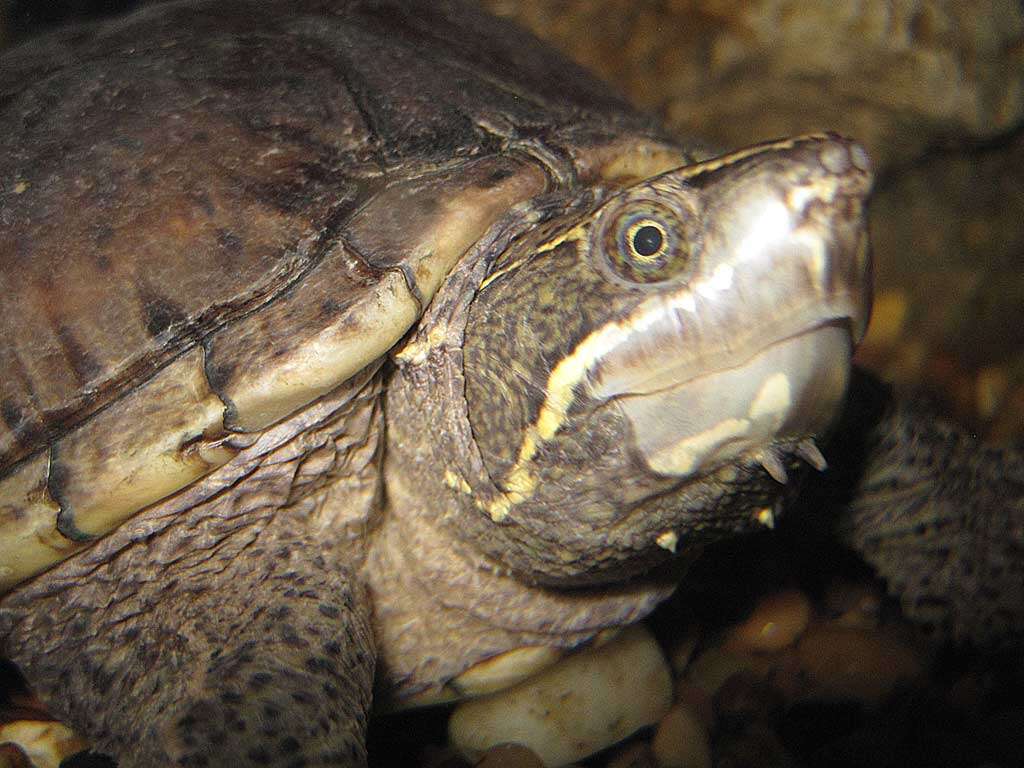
[0,0,686,591]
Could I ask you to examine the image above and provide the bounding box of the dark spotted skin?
[4,537,373,768]
[853,411,1024,644]
[0,371,383,766]
[798,371,1024,645]
[1,495,375,767]
[464,199,649,478]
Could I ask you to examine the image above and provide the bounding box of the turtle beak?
[588,134,873,479]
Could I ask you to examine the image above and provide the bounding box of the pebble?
[761,649,805,703]
[650,704,711,768]
[452,646,565,697]
[0,720,88,768]
[822,580,882,629]
[863,290,907,349]
[796,625,923,704]
[724,590,811,654]
[975,365,1009,421]
[449,625,672,767]
[684,648,757,698]
[671,681,714,729]
[475,744,545,768]
[605,742,657,768]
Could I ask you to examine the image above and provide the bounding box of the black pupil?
[633,225,663,257]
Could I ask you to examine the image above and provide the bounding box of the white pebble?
[449,625,672,767]
[0,720,87,768]
[651,704,712,768]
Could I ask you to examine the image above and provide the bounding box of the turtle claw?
[755,506,776,528]
[758,449,789,484]
[796,439,828,471]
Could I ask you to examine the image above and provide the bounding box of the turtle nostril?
[816,138,873,199]
[850,142,872,174]
[818,141,853,176]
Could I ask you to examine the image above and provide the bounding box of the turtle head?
[575,134,873,482]
[394,134,872,585]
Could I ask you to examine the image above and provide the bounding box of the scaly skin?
[803,370,1024,645]
[0,377,384,767]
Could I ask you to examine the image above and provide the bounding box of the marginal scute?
[206,252,416,433]
[49,347,236,546]
[214,155,549,433]
[0,452,75,593]
[344,156,550,305]
[573,137,693,185]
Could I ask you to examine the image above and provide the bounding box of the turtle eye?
[602,202,697,285]
[627,221,667,260]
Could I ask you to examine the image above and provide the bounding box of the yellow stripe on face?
[480,136,835,522]
[536,223,588,255]
[477,224,596,522]
[673,134,831,182]
[479,224,587,292]
[486,306,637,521]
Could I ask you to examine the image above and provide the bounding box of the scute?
[0,455,69,592]
[0,0,663,591]
[208,155,548,432]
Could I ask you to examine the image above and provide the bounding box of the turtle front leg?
[842,400,1024,645]
[807,370,1024,646]
[0,539,375,767]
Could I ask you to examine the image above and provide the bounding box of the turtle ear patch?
[598,200,701,285]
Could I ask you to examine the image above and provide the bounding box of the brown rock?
[796,625,924,704]
[484,0,1024,169]
[651,704,712,768]
[724,590,811,653]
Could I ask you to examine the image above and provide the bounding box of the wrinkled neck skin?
[366,195,781,704]
[363,197,684,705]
[389,192,786,574]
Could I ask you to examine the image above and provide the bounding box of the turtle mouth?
[586,292,863,399]
[604,317,855,479]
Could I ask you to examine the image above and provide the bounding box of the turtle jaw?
[612,322,853,479]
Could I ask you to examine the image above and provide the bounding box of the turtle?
[0,1,1021,766]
